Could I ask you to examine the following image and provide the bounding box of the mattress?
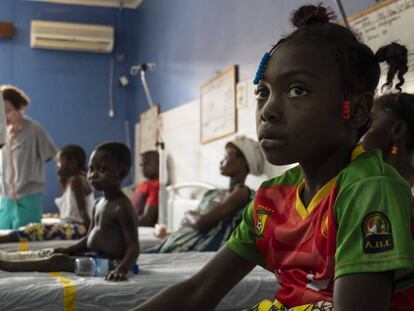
[0,226,162,252]
[0,252,278,310]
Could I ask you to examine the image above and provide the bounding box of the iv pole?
[334,0,350,28]
[130,63,168,227]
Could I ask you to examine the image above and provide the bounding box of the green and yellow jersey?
[227,147,414,310]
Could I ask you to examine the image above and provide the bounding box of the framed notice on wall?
[200,65,237,144]
[139,105,159,153]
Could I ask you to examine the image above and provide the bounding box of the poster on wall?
[200,65,237,144]
[139,105,159,153]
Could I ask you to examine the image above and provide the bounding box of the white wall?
[135,79,294,191]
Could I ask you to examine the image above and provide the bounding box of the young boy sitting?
[0,142,139,281]
[131,150,160,227]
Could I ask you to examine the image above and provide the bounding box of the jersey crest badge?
[362,212,394,253]
[255,205,271,238]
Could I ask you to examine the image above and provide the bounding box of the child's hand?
[105,267,128,282]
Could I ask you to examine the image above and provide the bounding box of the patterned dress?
[144,186,253,253]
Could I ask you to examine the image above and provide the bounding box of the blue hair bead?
[253,52,270,85]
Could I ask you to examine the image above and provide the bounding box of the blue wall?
[0,0,134,211]
[0,0,378,212]
[125,0,378,122]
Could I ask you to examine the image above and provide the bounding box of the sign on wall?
[348,0,414,93]
[200,65,237,144]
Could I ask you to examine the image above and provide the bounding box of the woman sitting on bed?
[0,144,94,243]
[144,135,264,253]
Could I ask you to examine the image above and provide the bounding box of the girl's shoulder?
[260,165,303,189]
[338,149,407,187]
[236,184,255,203]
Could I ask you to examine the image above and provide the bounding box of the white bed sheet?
[0,226,161,252]
[0,252,278,310]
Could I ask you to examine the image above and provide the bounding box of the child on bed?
[0,144,94,243]
[131,150,160,227]
[0,142,139,281]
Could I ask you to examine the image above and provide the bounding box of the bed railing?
[166,181,216,231]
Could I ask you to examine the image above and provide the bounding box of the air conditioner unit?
[30,20,114,53]
[31,0,143,9]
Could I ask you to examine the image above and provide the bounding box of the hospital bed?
[0,252,278,310]
[0,182,276,310]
